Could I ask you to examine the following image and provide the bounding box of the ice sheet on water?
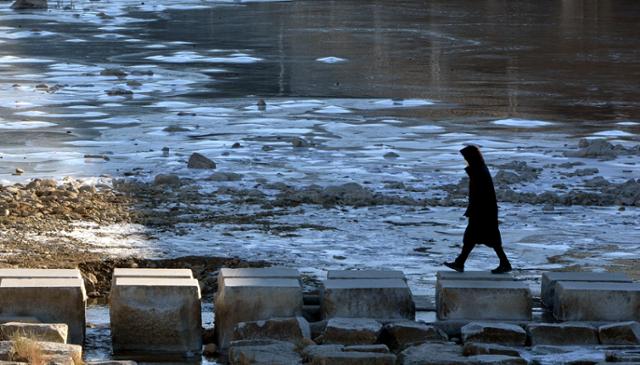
[315,105,351,114]
[0,30,56,39]
[0,121,57,129]
[592,129,634,137]
[316,56,347,63]
[146,51,262,64]
[492,118,553,127]
[616,121,639,126]
[0,55,53,63]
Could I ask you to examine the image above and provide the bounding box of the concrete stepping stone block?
[0,322,68,343]
[321,279,415,320]
[437,280,531,321]
[461,322,526,346]
[109,277,202,355]
[541,272,631,308]
[215,277,303,350]
[554,281,640,321]
[527,323,598,346]
[436,271,515,305]
[0,278,86,345]
[321,318,382,345]
[380,321,447,351]
[217,267,299,288]
[0,269,82,280]
[599,321,640,345]
[112,268,193,279]
[327,270,406,280]
[232,317,310,342]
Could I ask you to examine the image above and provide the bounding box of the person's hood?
[460,145,485,167]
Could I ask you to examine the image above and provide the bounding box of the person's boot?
[491,263,512,274]
[444,261,464,273]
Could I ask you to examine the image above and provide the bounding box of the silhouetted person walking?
[444,145,512,274]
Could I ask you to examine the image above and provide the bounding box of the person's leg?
[456,241,475,266]
[491,229,512,273]
[445,225,476,272]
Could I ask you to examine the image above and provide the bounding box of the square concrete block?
[436,271,516,306]
[541,272,632,308]
[112,268,193,279]
[321,279,415,320]
[554,281,640,321]
[0,278,86,345]
[327,270,406,280]
[0,269,82,279]
[110,277,202,355]
[437,280,532,321]
[217,267,299,288]
[215,277,303,350]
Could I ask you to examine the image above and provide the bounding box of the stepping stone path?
[554,281,640,321]
[322,270,415,320]
[0,269,86,344]
[436,271,532,321]
[215,268,303,350]
[109,268,202,356]
[541,271,632,308]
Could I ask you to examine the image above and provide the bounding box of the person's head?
[460,144,484,166]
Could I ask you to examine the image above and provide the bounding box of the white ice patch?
[372,99,434,108]
[0,55,53,64]
[315,105,351,114]
[0,121,57,129]
[410,125,445,133]
[616,121,639,126]
[592,130,634,137]
[0,30,56,39]
[316,57,347,64]
[65,38,87,43]
[492,118,553,127]
[146,51,261,64]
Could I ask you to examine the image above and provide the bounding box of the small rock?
[187,153,216,169]
[13,168,24,176]
[384,152,400,159]
[106,87,132,96]
[598,321,640,345]
[153,174,180,187]
[257,99,266,111]
[11,0,46,9]
[163,125,190,132]
[292,137,310,148]
[527,323,598,346]
[231,142,242,149]
[99,68,127,78]
[461,322,527,346]
[322,318,382,345]
[206,172,243,182]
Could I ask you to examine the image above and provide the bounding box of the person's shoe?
[444,261,464,273]
[491,264,512,274]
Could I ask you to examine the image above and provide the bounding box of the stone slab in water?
[554,281,640,321]
[541,271,631,308]
[109,277,202,355]
[112,268,193,278]
[327,270,406,280]
[437,280,531,321]
[0,269,81,279]
[217,267,300,287]
[0,278,86,345]
[322,279,415,320]
[215,277,303,350]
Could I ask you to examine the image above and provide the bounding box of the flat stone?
[232,317,310,342]
[398,342,467,365]
[109,277,202,355]
[462,342,521,357]
[527,323,598,346]
[467,355,527,365]
[215,277,303,350]
[228,340,301,365]
[322,279,415,320]
[437,280,532,321]
[303,344,345,359]
[0,278,86,345]
[599,321,640,345]
[112,268,193,279]
[541,272,631,308]
[217,267,300,288]
[0,269,81,280]
[380,321,447,351]
[344,344,390,353]
[309,351,396,365]
[322,318,382,345]
[554,281,640,321]
[327,270,406,280]
[461,322,526,346]
[0,322,68,343]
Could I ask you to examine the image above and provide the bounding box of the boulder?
[398,342,467,365]
[462,342,521,357]
[109,277,202,355]
[227,340,302,365]
[554,281,640,321]
[461,322,526,346]
[309,351,396,365]
[10,0,46,9]
[0,341,81,363]
[322,279,415,320]
[187,153,216,169]
[322,318,382,345]
[232,317,311,342]
[527,323,598,346]
[380,321,447,351]
[0,322,68,343]
[598,321,640,345]
[153,174,181,187]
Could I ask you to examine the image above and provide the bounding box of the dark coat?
[460,146,502,248]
